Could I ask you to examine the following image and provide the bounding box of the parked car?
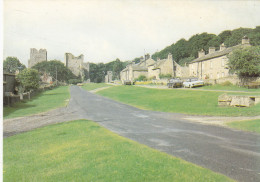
[167,78,183,88]
[183,78,204,88]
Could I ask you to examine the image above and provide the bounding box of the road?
[4,85,260,182]
[66,86,260,182]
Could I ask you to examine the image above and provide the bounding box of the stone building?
[105,71,113,83]
[188,36,251,83]
[120,55,155,82]
[64,53,90,79]
[28,48,47,68]
[120,53,189,82]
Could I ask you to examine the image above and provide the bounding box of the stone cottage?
[188,36,251,83]
[120,53,189,82]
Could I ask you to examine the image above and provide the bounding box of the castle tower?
[28,48,47,68]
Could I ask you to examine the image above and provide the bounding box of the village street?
[4,85,260,182]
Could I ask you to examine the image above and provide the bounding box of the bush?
[135,75,147,81]
[221,81,233,86]
[159,74,172,79]
[68,79,82,85]
[16,69,40,92]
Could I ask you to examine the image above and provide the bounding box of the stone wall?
[28,48,47,68]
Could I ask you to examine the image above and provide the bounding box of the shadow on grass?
[3,92,44,118]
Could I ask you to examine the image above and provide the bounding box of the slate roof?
[152,59,167,70]
[190,43,250,63]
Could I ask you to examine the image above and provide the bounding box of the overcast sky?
[3,0,260,66]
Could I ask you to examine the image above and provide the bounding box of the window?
[222,72,225,77]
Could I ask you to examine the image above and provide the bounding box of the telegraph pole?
[56,66,57,85]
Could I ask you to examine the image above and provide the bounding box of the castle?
[64,53,90,79]
[28,48,47,68]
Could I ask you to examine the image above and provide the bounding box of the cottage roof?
[132,65,148,71]
[152,59,167,70]
[190,43,250,63]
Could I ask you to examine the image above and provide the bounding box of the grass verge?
[226,119,260,134]
[4,120,233,182]
[81,83,112,91]
[97,86,260,116]
[3,86,70,119]
[196,84,260,92]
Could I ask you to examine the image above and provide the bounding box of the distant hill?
[133,26,260,66]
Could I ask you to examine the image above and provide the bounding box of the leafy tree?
[16,69,40,92]
[224,28,252,47]
[228,46,260,85]
[3,57,26,73]
[178,56,195,66]
[32,60,76,83]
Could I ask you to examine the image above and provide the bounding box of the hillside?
[133,26,260,66]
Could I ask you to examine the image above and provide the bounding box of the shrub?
[159,74,172,79]
[16,69,40,92]
[135,75,147,81]
[221,81,233,86]
[68,79,82,85]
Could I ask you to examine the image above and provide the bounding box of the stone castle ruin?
[64,53,90,79]
[28,48,47,68]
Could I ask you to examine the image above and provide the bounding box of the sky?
[3,0,260,67]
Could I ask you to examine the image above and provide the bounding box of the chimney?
[145,54,150,60]
[242,35,250,45]
[220,43,226,51]
[168,53,173,60]
[198,49,205,58]
[209,47,215,54]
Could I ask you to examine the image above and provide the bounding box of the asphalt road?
[67,86,260,182]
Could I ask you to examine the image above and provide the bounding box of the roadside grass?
[3,86,70,119]
[81,83,112,91]
[196,84,260,92]
[226,119,260,134]
[4,120,233,182]
[97,86,260,116]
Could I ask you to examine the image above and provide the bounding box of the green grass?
[3,86,70,119]
[97,86,260,116]
[196,84,260,92]
[81,83,112,91]
[227,119,260,133]
[4,120,233,182]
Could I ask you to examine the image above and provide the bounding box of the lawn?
[4,120,233,182]
[3,86,70,119]
[195,84,260,92]
[81,83,112,91]
[227,119,260,134]
[97,86,260,116]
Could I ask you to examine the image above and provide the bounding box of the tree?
[16,69,40,92]
[3,57,26,73]
[228,46,260,85]
[32,60,77,83]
